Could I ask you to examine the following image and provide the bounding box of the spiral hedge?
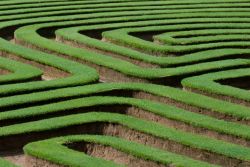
[1,0,250,166]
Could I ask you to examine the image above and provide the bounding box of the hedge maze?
[1,0,250,166]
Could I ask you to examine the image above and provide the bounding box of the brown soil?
[153,38,166,45]
[25,155,62,167]
[0,68,10,75]
[3,152,26,167]
[83,143,165,167]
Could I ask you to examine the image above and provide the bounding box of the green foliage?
[1,0,250,166]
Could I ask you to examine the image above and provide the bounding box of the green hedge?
[24,135,218,167]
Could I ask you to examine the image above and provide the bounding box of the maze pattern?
[1,0,250,166]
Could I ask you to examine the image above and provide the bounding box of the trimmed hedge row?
[58,23,250,66]
[0,56,42,84]
[1,82,250,120]
[14,20,250,79]
[102,24,250,54]
[3,95,250,139]
[24,135,218,167]
[154,29,250,45]
[1,0,250,166]
[2,112,250,164]
[182,68,250,102]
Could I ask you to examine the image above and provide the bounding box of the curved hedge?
[1,0,250,166]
